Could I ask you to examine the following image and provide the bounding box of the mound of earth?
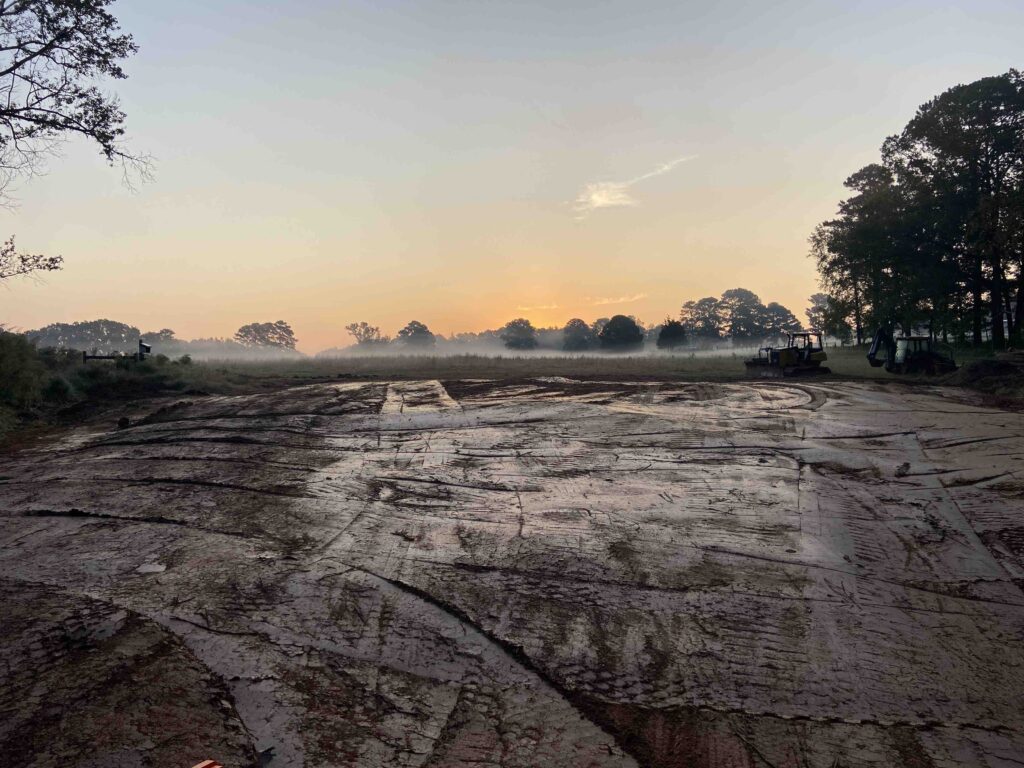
[949,351,1024,400]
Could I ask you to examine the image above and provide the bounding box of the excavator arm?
[866,327,895,368]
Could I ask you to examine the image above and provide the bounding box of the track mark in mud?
[10,475,316,499]
[0,579,258,768]
[326,556,640,763]
[21,507,253,539]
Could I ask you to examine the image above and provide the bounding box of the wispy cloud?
[516,302,560,311]
[573,155,696,219]
[588,293,648,306]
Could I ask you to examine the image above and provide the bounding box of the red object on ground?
[191,762,223,768]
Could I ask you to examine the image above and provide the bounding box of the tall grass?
[198,346,908,382]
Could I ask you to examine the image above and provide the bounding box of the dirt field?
[1,378,1022,767]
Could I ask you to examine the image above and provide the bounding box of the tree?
[761,302,802,338]
[500,318,538,350]
[599,314,644,351]
[680,298,723,340]
[562,318,596,351]
[396,320,435,348]
[0,237,61,279]
[234,321,297,349]
[26,318,139,353]
[813,71,1024,348]
[805,293,830,333]
[805,293,853,343]
[883,70,1024,347]
[142,328,177,344]
[719,288,767,342]
[0,1,145,282]
[809,164,908,344]
[0,0,144,198]
[656,318,687,350]
[345,322,390,347]
[590,317,609,337]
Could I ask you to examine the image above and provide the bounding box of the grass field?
[0,344,1005,445]
[188,345,994,388]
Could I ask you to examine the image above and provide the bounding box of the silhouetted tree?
[599,315,644,351]
[345,322,390,347]
[761,302,802,338]
[500,318,538,350]
[234,321,297,349]
[805,293,852,343]
[0,0,145,198]
[810,165,904,344]
[719,288,767,342]
[805,294,830,333]
[813,70,1024,347]
[562,318,596,351]
[590,317,610,337]
[656,318,687,350]
[680,298,723,340]
[0,1,147,281]
[883,70,1024,346]
[396,320,435,348]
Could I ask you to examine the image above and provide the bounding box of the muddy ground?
[1,378,1022,767]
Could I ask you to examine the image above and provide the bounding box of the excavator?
[744,331,831,378]
[866,327,957,375]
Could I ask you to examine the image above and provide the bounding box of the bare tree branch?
[0,235,61,279]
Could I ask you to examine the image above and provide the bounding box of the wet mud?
[1,379,1022,766]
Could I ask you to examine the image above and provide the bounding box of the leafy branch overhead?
[0,0,146,190]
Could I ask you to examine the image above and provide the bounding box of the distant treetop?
[234,321,297,349]
[396,320,436,348]
[500,318,538,350]
[599,315,644,351]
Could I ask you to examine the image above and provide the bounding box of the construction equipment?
[745,331,831,378]
[866,328,957,375]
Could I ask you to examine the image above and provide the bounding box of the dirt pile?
[949,350,1024,400]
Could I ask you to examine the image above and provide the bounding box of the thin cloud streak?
[588,293,648,306]
[516,302,560,311]
[573,155,696,219]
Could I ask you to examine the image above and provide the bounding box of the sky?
[3,0,1024,352]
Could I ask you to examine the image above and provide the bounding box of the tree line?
[332,287,811,354]
[811,69,1024,348]
[20,287,818,359]
[24,319,302,358]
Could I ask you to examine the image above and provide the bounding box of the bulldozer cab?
[786,332,825,363]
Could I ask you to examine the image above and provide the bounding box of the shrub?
[42,376,73,403]
[0,331,44,407]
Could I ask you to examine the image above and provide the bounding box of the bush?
[177,354,192,365]
[0,331,44,407]
[42,376,73,403]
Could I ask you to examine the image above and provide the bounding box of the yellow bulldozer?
[744,331,831,378]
